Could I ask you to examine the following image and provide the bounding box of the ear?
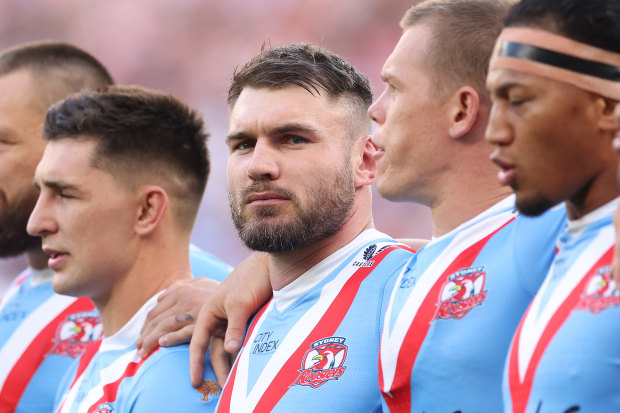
[135,185,169,236]
[353,135,377,187]
[448,86,480,140]
[597,97,620,134]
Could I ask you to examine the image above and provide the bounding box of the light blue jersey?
[0,245,229,413]
[55,294,220,413]
[218,229,416,412]
[504,199,620,413]
[380,196,566,412]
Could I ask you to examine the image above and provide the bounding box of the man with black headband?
[486,0,620,411]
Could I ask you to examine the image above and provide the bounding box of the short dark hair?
[0,40,114,110]
[228,43,372,134]
[43,85,209,230]
[505,0,620,53]
[401,0,513,98]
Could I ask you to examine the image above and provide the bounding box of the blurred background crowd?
[0,0,431,290]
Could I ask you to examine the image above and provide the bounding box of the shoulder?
[126,345,220,411]
[189,244,232,281]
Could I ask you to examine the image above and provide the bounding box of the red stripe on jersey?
[85,346,160,413]
[507,246,614,413]
[252,245,401,412]
[381,218,514,412]
[55,338,103,413]
[217,299,273,411]
[0,297,96,412]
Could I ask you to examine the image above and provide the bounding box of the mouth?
[490,153,516,187]
[370,136,384,152]
[245,191,290,206]
[43,247,70,271]
[370,136,385,162]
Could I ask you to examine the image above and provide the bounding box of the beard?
[514,187,556,217]
[230,162,356,253]
[0,187,40,258]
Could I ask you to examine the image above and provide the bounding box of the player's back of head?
[0,40,114,110]
[400,0,514,98]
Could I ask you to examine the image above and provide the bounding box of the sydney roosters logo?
[291,337,348,388]
[576,266,620,314]
[435,267,487,320]
[49,311,103,358]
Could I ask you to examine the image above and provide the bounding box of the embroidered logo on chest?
[435,267,487,320]
[576,266,620,314]
[291,337,348,388]
[48,311,103,358]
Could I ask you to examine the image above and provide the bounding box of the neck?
[268,191,374,291]
[565,159,620,220]
[94,240,192,337]
[430,171,512,237]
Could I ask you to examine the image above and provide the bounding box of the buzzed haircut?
[0,40,114,110]
[505,0,620,54]
[43,85,209,230]
[228,43,373,134]
[401,0,514,98]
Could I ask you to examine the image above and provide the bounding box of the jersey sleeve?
[124,345,220,412]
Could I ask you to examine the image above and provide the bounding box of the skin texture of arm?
[189,252,272,387]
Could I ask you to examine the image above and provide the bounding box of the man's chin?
[515,195,556,217]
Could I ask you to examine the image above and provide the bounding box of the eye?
[286,136,306,145]
[230,140,255,152]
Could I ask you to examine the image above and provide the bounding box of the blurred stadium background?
[0,0,431,290]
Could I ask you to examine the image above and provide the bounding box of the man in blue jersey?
[0,42,114,413]
[486,0,620,411]
[27,85,227,412]
[0,42,228,413]
[188,1,566,412]
[206,43,415,411]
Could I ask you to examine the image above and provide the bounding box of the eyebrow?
[490,82,522,97]
[226,122,319,145]
[34,179,81,194]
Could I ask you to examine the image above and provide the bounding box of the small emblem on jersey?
[435,267,487,320]
[196,380,221,402]
[291,337,348,388]
[576,266,620,314]
[352,244,389,267]
[49,311,103,358]
[94,403,115,413]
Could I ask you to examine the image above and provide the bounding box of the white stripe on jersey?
[229,233,395,412]
[58,350,141,413]
[0,293,76,387]
[380,197,516,394]
[516,224,614,381]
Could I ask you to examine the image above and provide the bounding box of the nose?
[368,89,387,125]
[247,139,280,181]
[485,103,513,147]
[26,192,58,238]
